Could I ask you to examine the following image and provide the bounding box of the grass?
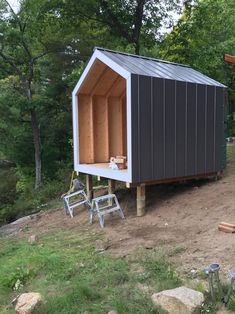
[0,229,181,314]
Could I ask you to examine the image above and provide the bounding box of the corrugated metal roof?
[95,47,226,87]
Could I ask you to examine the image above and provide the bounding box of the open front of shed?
[72,47,227,215]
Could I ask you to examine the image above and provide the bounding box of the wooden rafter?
[90,66,109,96]
[105,74,121,97]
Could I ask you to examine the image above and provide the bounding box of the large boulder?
[15,292,43,314]
[151,286,204,314]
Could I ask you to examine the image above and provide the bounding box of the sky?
[8,0,20,12]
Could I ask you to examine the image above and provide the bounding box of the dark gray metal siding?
[131,74,225,183]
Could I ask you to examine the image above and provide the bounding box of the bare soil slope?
[10,145,235,277]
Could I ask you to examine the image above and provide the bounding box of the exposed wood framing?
[78,95,94,163]
[93,96,109,162]
[105,75,121,97]
[90,66,109,96]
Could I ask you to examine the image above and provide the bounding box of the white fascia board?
[75,164,130,182]
[126,76,132,182]
[72,93,79,167]
[72,49,130,96]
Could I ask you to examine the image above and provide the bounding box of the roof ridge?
[94,46,190,68]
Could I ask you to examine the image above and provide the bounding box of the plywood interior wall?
[78,60,127,164]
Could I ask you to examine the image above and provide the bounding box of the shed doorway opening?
[77,60,127,172]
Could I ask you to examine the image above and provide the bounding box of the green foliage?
[137,248,181,291]
[0,231,175,313]
[3,266,35,291]
[160,0,235,89]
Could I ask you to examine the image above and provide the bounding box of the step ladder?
[90,194,125,228]
[63,190,91,218]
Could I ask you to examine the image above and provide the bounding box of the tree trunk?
[133,0,145,55]
[30,109,42,189]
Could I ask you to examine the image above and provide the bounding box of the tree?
[160,0,235,82]
[60,0,182,55]
[0,0,74,188]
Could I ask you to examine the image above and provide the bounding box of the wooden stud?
[105,75,121,97]
[86,174,93,201]
[137,184,146,217]
[93,96,109,162]
[108,96,124,157]
[90,66,109,96]
[78,95,94,163]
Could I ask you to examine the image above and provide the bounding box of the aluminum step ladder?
[63,189,91,218]
[90,194,124,228]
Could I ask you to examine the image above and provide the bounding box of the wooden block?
[116,156,127,160]
[218,224,235,233]
[220,222,235,229]
[114,158,125,163]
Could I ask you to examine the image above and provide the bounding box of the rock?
[95,239,110,252]
[151,286,204,314]
[107,311,117,314]
[15,292,43,314]
[11,216,32,225]
[28,235,38,245]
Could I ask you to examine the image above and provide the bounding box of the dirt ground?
[3,145,235,280]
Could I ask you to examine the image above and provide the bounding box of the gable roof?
[95,47,226,88]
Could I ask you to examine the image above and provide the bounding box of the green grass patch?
[0,230,181,313]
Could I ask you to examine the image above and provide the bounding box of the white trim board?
[72,48,132,183]
[75,164,131,182]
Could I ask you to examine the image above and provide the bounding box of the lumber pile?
[218,222,235,233]
[110,156,127,170]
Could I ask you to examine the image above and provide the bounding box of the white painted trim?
[74,164,129,182]
[72,49,130,96]
[72,48,132,182]
[72,93,79,166]
[126,76,132,182]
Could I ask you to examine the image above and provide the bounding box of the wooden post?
[137,184,146,216]
[108,179,115,205]
[108,179,115,194]
[86,174,93,201]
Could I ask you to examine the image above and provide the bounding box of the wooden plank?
[122,96,127,157]
[105,75,121,97]
[78,95,94,163]
[91,67,117,96]
[108,96,125,157]
[90,66,109,96]
[224,54,235,64]
[109,77,126,97]
[218,225,235,233]
[126,171,218,188]
[220,222,235,228]
[93,96,109,162]
[79,60,106,94]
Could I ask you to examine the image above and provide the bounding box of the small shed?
[72,48,227,214]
